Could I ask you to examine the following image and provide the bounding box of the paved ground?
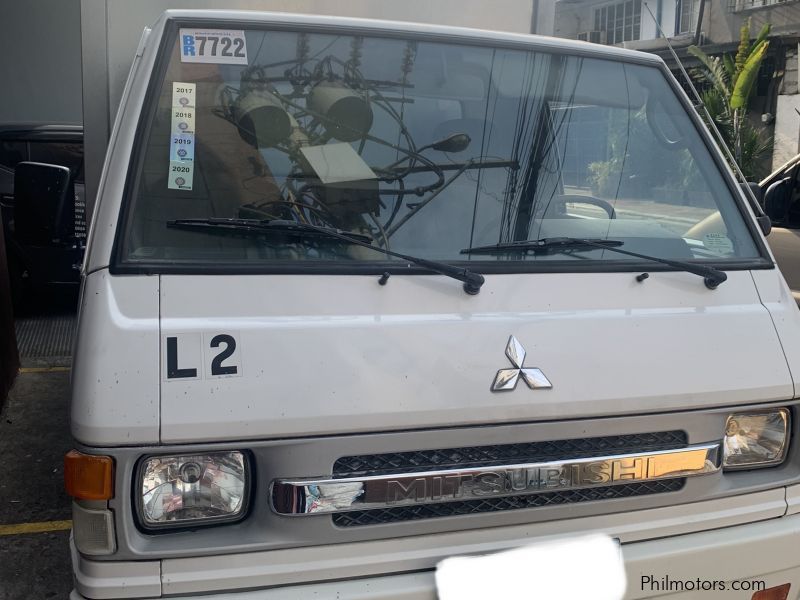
[0,313,76,600]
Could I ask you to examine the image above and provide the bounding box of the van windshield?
[118,26,760,269]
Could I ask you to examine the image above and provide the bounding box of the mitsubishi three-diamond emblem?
[491,335,552,391]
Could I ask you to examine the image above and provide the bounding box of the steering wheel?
[555,194,616,219]
[646,97,686,149]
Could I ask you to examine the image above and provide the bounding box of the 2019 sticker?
[170,134,195,161]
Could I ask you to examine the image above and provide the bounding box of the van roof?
[159,9,665,67]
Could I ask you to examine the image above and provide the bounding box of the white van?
[38,9,800,599]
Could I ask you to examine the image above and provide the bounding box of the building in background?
[553,0,800,175]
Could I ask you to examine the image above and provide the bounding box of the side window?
[0,141,27,170]
[28,142,84,182]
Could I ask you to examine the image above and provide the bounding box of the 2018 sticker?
[180,28,248,65]
[170,108,195,135]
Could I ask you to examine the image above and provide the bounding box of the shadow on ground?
[0,370,74,599]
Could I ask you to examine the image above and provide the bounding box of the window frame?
[594,0,642,45]
[678,0,701,34]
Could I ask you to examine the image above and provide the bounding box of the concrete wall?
[773,93,800,171]
[532,0,556,35]
[0,0,82,124]
[553,1,592,40]
[773,44,800,172]
[707,3,800,46]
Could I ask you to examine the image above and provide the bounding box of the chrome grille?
[330,431,688,527]
[333,479,685,527]
[333,431,688,476]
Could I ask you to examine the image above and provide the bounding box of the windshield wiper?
[461,237,727,289]
[168,217,375,244]
[167,218,485,295]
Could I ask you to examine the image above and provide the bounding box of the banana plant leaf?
[731,39,768,109]
[688,45,730,96]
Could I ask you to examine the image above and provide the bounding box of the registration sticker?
[170,108,195,135]
[703,232,734,256]
[168,161,194,190]
[180,29,248,65]
[170,134,195,161]
[171,82,196,108]
[168,82,196,191]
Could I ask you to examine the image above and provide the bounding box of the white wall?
[660,0,678,38]
[0,0,82,124]
[532,0,556,36]
[772,94,800,172]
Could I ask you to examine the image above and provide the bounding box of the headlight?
[722,409,790,470]
[137,451,249,529]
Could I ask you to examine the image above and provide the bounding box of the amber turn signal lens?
[752,583,791,600]
[64,450,113,500]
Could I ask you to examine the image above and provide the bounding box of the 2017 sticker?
[171,82,196,108]
[180,28,248,65]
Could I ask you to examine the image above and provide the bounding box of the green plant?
[688,18,773,179]
[588,156,621,196]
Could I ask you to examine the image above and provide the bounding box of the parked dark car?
[757,155,800,303]
[0,124,86,312]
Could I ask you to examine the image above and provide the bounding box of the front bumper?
[71,505,800,599]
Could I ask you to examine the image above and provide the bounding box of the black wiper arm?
[167,218,485,295]
[461,237,727,290]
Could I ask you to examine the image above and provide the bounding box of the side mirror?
[12,162,74,245]
[763,177,791,225]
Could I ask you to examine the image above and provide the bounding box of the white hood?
[156,270,791,443]
[71,269,793,445]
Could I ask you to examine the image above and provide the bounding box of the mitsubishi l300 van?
[37,10,800,599]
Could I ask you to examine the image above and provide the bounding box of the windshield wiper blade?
[167,218,485,295]
[462,237,625,255]
[168,217,375,244]
[461,237,727,290]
